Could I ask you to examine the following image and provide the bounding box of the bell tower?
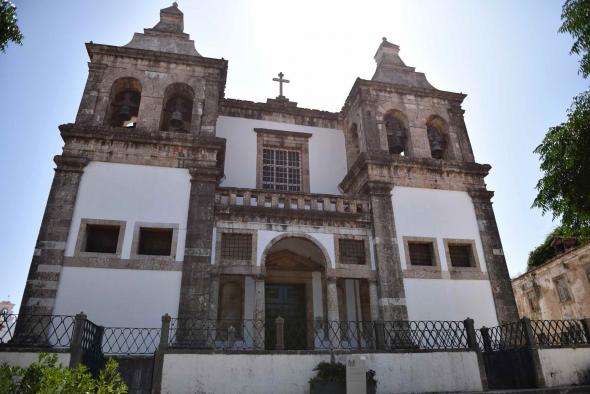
[19,3,228,322]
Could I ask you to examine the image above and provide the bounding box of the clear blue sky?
[0,1,587,310]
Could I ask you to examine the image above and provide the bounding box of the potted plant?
[309,361,377,394]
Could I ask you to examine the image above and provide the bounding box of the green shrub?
[0,353,127,394]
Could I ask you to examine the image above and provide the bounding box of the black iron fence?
[476,318,590,352]
[2,314,589,355]
[0,314,75,348]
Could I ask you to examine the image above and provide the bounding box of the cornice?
[341,78,467,115]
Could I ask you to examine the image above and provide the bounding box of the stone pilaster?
[75,62,107,125]
[469,189,519,324]
[366,182,408,321]
[19,155,88,316]
[326,278,339,322]
[368,281,380,321]
[254,277,265,350]
[177,167,220,322]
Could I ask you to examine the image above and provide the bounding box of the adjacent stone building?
[512,243,590,320]
[19,3,517,344]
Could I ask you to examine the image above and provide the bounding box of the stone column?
[469,189,519,324]
[326,278,340,347]
[368,281,380,321]
[19,155,87,316]
[177,168,219,323]
[254,277,265,350]
[367,182,408,321]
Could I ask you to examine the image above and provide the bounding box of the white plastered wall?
[392,186,498,327]
[64,161,191,260]
[216,116,347,194]
[54,162,190,327]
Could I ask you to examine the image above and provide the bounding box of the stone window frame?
[130,222,179,262]
[403,236,442,273]
[553,274,573,304]
[443,238,481,272]
[255,128,311,193]
[74,218,126,258]
[215,228,257,266]
[334,234,370,268]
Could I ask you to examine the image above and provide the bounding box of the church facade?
[19,3,517,342]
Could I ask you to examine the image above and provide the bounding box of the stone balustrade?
[215,187,370,215]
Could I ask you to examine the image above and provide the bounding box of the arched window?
[160,83,194,132]
[108,78,142,128]
[426,116,448,159]
[384,112,408,155]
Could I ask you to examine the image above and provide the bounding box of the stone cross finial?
[272,72,290,99]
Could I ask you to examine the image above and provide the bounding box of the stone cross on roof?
[272,72,290,99]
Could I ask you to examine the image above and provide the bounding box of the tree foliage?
[0,353,127,394]
[532,0,590,248]
[0,0,23,53]
[560,0,590,78]
[533,91,590,236]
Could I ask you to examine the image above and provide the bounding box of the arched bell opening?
[107,77,142,128]
[426,115,449,160]
[384,111,408,156]
[160,83,194,132]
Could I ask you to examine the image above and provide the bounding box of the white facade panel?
[216,116,346,195]
[65,162,191,261]
[404,278,498,327]
[53,267,181,327]
[392,186,486,271]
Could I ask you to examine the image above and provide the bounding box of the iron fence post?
[463,318,477,350]
[480,326,492,352]
[581,318,590,343]
[275,316,285,351]
[522,317,538,348]
[159,314,171,350]
[69,312,87,368]
[374,319,385,350]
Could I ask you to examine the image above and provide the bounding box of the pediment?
[266,250,323,272]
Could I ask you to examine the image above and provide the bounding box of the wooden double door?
[265,284,307,350]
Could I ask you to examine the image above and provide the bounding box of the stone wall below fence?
[160,351,483,394]
[0,351,71,368]
[538,347,590,387]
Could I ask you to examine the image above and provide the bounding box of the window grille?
[85,224,120,254]
[138,227,173,256]
[339,239,366,265]
[408,242,434,266]
[262,148,301,191]
[448,244,473,267]
[221,233,253,260]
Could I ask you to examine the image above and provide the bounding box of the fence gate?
[478,320,537,390]
[481,348,536,390]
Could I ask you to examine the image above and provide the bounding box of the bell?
[170,111,184,129]
[117,105,131,122]
[430,140,443,159]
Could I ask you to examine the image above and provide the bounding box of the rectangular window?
[408,242,434,266]
[138,227,173,256]
[554,276,572,303]
[85,224,120,254]
[221,233,253,260]
[262,148,301,191]
[448,244,474,267]
[339,239,366,265]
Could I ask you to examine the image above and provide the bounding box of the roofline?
[511,242,590,282]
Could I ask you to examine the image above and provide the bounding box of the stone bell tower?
[19,3,227,321]
[340,38,518,324]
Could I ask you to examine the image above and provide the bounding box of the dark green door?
[265,284,307,350]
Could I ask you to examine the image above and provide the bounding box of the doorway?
[265,284,306,350]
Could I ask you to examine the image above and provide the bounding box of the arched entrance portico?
[261,235,331,350]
